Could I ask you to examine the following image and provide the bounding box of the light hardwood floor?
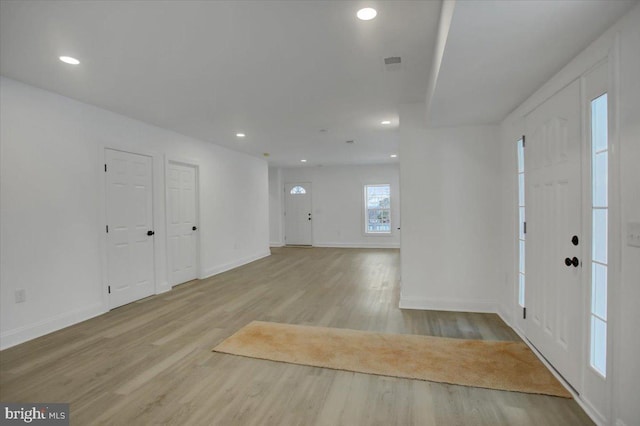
[0,247,593,425]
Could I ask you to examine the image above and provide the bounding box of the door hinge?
[108,285,111,294]
[104,164,107,172]
[524,221,527,234]
[523,307,527,319]
[522,135,526,148]
[106,225,109,233]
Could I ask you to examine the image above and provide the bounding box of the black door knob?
[147,230,155,236]
[192,226,198,231]
[308,218,311,221]
[571,235,579,246]
[565,257,579,267]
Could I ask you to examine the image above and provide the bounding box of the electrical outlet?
[627,222,640,248]
[15,289,26,303]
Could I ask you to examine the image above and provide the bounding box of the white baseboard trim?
[157,283,172,294]
[157,281,171,293]
[399,296,497,313]
[201,251,271,279]
[0,303,105,350]
[270,242,284,247]
[496,305,513,326]
[313,242,400,249]
[496,310,607,426]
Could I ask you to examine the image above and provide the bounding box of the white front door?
[105,149,155,309]
[284,183,312,245]
[167,162,198,286]
[524,79,583,391]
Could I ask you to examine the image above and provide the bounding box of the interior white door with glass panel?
[167,162,199,286]
[105,149,155,309]
[285,183,312,245]
[524,79,583,391]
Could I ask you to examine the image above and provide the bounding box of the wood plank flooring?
[0,247,593,425]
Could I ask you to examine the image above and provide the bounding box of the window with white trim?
[290,185,306,195]
[364,184,391,234]
[517,137,526,308]
[590,93,608,377]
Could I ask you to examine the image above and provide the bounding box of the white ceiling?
[0,1,636,165]
[0,0,441,167]
[428,0,637,127]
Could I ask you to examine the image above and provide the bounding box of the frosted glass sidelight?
[591,94,608,153]
[591,263,607,320]
[592,209,608,264]
[589,92,608,377]
[517,142,524,173]
[590,316,607,376]
[516,137,526,308]
[518,174,525,207]
[592,151,608,207]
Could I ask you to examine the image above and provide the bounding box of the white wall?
[399,103,501,312]
[497,5,640,425]
[0,77,270,349]
[270,164,400,248]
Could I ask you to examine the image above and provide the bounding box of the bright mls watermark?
[1,403,69,425]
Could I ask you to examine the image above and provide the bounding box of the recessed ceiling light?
[236,133,246,138]
[301,159,307,163]
[390,154,398,158]
[381,120,391,125]
[357,8,377,21]
[59,56,80,65]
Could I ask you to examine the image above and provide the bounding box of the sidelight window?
[517,137,526,308]
[590,93,608,377]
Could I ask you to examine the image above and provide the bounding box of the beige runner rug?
[213,321,571,398]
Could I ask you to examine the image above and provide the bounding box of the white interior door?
[105,149,155,309]
[167,162,198,286]
[284,183,312,245]
[524,80,583,391]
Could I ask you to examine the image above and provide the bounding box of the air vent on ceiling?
[384,56,402,72]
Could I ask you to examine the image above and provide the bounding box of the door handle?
[192,226,198,231]
[564,257,579,267]
[147,230,155,236]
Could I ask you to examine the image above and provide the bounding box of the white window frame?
[364,184,391,235]
[517,137,526,308]
[588,92,609,378]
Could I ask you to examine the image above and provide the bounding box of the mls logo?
[1,403,69,425]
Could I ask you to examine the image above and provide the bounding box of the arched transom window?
[290,186,306,195]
